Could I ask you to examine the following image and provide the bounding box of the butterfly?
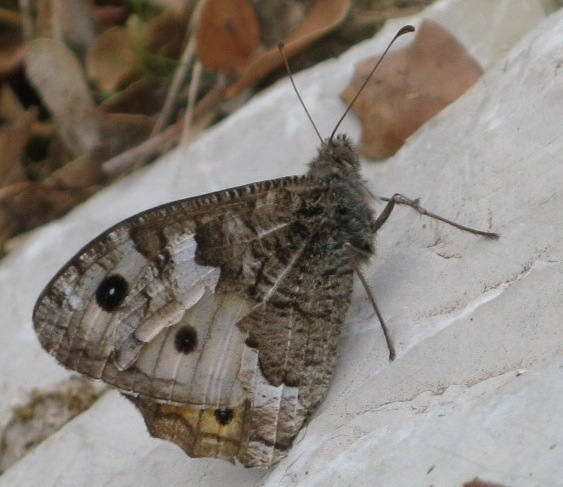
[32,25,498,468]
[33,130,383,467]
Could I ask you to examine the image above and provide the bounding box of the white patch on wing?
[133,290,252,405]
[238,343,306,467]
[164,230,220,306]
[68,295,85,311]
[113,233,220,370]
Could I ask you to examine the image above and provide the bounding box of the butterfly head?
[308,134,361,181]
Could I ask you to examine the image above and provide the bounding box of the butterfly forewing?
[33,136,376,466]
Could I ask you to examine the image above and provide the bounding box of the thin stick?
[181,58,202,144]
[102,122,182,175]
[155,36,196,137]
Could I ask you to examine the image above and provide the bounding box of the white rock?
[1,0,562,486]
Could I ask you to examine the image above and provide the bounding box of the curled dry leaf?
[91,4,129,28]
[341,19,483,160]
[196,0,261,73]
[86,23,140,93]
[225,0,351,98]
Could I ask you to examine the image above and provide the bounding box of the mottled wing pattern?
[33,169,360,466]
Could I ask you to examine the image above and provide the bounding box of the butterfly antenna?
[278,42,323,144]
[330,25,415,142]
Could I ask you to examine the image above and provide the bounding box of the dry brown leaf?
[25,38,101,157]
[227,0,351,98]
[45,153,107,189]
[92,4,129,27]
[341,19,483,159]
[98,78,163,115]
[86,23,141,93]
[0,83,26,123]
[0,109,36,187]
[196,0,261,72]
[88,8,189,94]
[97,112,154,159]
[145,6,191,58]
[0,43,27,79]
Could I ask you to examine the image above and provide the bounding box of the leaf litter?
[0,0,434,257]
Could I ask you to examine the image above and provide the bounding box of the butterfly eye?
[214,408,234,426]
[95,274,128,311]
[174,325,198,354]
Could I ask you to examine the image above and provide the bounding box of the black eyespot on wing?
[174,326,198,354]
[96,275,128,311]
[214,408,234,425]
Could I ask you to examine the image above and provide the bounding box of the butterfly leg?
[372,194,397,233]
[344,243,396,361]
[378,193,500,238]
[353,193,498,361]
